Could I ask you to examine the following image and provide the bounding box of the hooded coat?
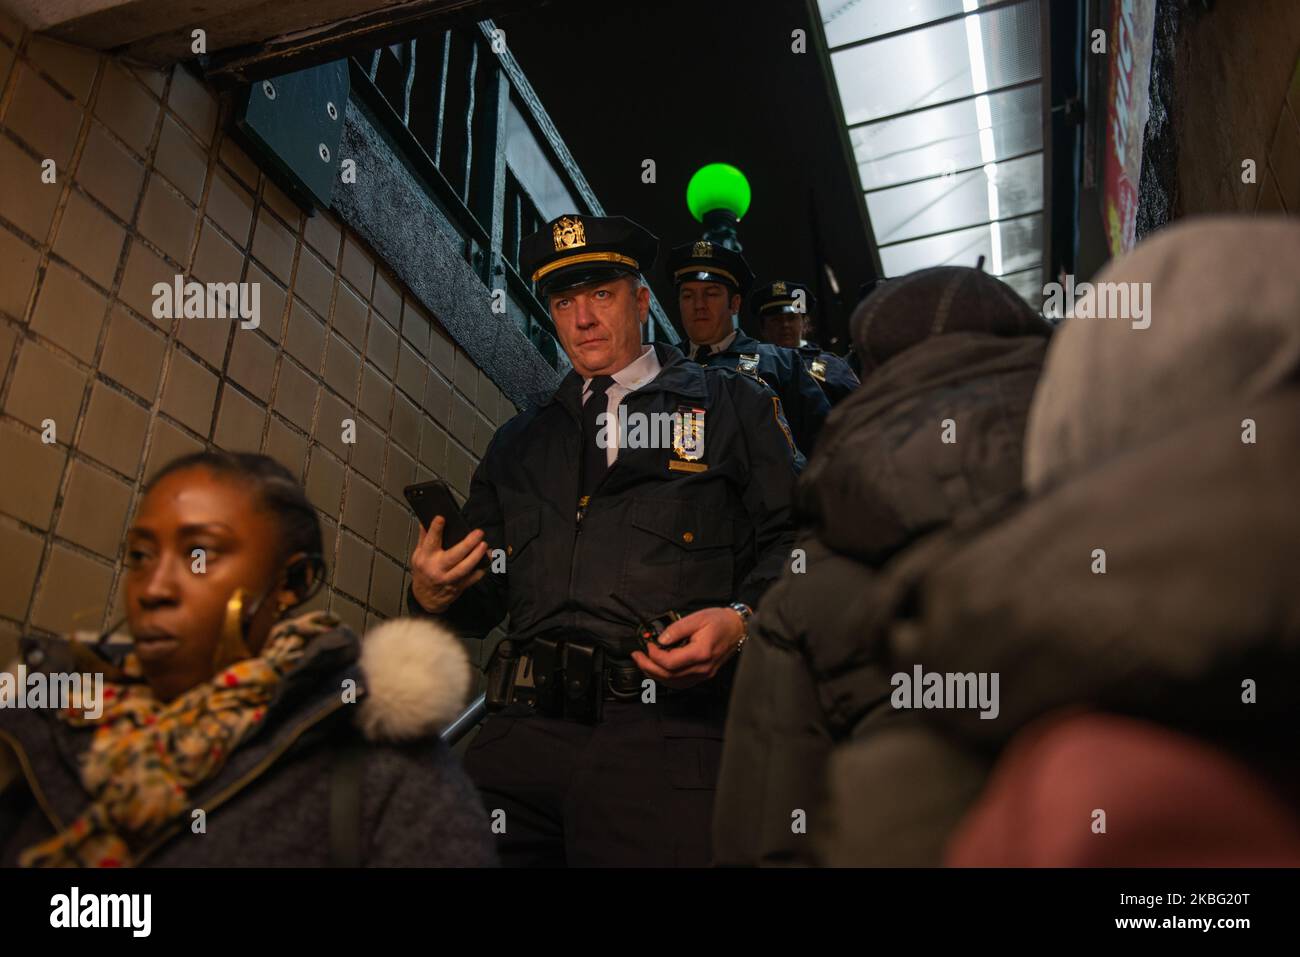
[823,216,1300,866]
[712,267,1051,866]
[0,618,497,867]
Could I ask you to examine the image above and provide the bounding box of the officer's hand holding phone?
[406,480,490,614]
[409,516,488,613]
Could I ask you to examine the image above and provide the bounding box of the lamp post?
[686,163,751,252]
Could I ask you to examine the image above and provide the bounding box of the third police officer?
[752,279,860,406]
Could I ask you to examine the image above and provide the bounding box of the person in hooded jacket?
[827,216,1300,867]
[712,266,1051,866]
[0,451,496,867]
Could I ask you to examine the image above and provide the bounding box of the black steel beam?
[845,78,1042,131]
[994,262,1044,277]
[826,0,1033,54]
[863,148,1044,194]
[805,0,884,282]
[875,208,1043,249]
[200,0,558,87]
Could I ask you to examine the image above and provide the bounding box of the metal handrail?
[441,692,487,746]
[346,55,491,250]
[350,32,570,366]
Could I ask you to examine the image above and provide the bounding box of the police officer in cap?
[407,214,802,867]
[752,280,860,406]
[668,240,830,456]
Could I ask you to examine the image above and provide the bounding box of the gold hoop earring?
[213,588,253,673]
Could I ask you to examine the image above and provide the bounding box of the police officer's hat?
[666,240,754,293]
[751,279,817,320]
[520,214,658,297]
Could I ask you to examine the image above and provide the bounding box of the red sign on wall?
[1103,0,1157,256]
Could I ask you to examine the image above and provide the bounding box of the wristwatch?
[728,602,753,651]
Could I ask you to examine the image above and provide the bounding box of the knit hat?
[851,266,1049,376]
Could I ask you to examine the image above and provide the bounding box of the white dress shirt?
[687,329,738,361]
[581,345,662,467]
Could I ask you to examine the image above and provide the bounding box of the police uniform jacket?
[692,331,830,455]
[797,342,860,406]
[421,343,803,658]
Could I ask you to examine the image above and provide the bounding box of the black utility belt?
[485,634,642,724]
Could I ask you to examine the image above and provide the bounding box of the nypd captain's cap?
[520,214,658,297]
[751,279,817,319]
[666,240,755,293]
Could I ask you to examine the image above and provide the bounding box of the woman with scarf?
[0,451,496,867]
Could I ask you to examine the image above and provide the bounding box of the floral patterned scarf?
[21,611,338,868]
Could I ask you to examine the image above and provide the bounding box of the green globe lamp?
[686,163,750,252]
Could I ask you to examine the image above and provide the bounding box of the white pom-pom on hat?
[356,618,472,742]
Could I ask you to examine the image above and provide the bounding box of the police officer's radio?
[610,594,689,652]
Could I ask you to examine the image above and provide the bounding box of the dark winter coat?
[823,217,1300,866]
[692,330,831,455]
[796,342,859,406]
[713,327,1048,866]
[419,342,802,659]
[0,619,497,867]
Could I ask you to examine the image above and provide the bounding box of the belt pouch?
[484,639,519,713]
[528,637,563,716]
[561,641,605,723]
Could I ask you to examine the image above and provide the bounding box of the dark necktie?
[581,375,615,498]
[692,344,710,363]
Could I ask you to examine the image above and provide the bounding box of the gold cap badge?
[772,281,787,295]
[692,240,713,257]
[553,216,586,251]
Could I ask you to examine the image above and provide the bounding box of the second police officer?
[667,241,830,456]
